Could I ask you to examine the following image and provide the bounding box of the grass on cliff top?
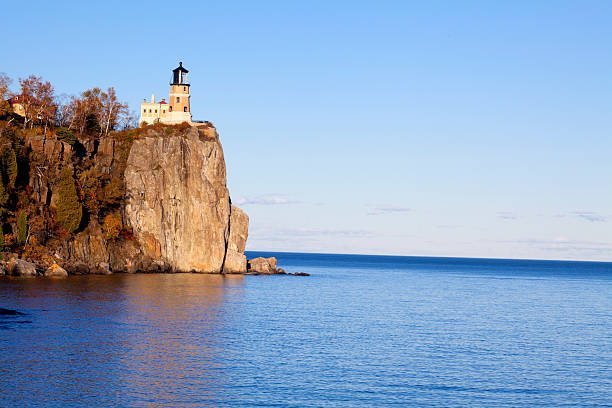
[112,121,216,144]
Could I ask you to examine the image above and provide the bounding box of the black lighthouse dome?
[171,61,189,85]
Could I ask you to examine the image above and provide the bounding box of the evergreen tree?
[56,127,75,145]
[0,181,8,214]
[17,211,27,245]
[1,147,17,188]
[56,167,82,233]
[85,114,101,136]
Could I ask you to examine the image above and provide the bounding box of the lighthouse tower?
[167,62,192,124]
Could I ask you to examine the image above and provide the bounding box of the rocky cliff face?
[27,124,249,274]
[223,205,249,273]
[124,127,242,273]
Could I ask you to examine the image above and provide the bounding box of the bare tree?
[54,93,72,127]
[99,87,128,136]
[65,88,103,135]
[120,110,139,131]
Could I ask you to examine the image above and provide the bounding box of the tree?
[119,110,139,131]
[99,87,128,136]
[63,87,129,137]
[85,113,101,135]
[54,93,72,127]
[0,181,8,215]
[67,88,102,135]
[56,127,75,145]
[16,211,27,245]
[56,167,82,233]
[19,75,56,132]
[1,147,18,188]
[0,73,13,119]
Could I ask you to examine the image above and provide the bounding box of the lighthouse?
[140,62,193,126]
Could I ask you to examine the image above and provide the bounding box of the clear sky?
[2,1,611,261]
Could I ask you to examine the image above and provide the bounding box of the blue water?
[0,252,611,407]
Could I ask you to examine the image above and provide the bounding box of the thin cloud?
[367,206,412,216]
[278,227,373,238]
[497,211,517,220]
[234,196,301,206]
[250,227,374,241]
[497,238,612,254]
[571,211,606,223]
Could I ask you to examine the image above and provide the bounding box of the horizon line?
[245,249,612,265]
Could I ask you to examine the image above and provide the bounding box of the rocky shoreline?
[0,255,309,278]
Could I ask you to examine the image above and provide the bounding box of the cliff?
[123,126,247,273]
[5,122,249,274]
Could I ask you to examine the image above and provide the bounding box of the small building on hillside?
[9,95,25,117]
[140,62,192,126]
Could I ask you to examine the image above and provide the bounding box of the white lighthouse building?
[140,62,192,126]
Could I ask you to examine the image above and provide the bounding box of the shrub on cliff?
[56,127,75,145]
[56,167,82,233]
[17,211,27,245]
[102,212,122,240]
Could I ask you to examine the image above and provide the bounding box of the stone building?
[140,62,192,126]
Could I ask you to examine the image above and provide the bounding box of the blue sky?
[2,1,611,261]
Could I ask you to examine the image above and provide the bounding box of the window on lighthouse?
[177,97,180,103]
[184,107,187,112]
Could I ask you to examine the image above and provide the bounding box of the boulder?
[68,262,90,275]
[7,259,37,277]
[222,205,249,273]
[96,262,112,275]
[247,257,278,274]
[290,272,310,276]
[44,263,68,278]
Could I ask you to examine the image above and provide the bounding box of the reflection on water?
[0,274,245,408]
[115,274,245,407]
[0,307,30,330]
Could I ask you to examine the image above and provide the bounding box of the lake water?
[0,252,611,407]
